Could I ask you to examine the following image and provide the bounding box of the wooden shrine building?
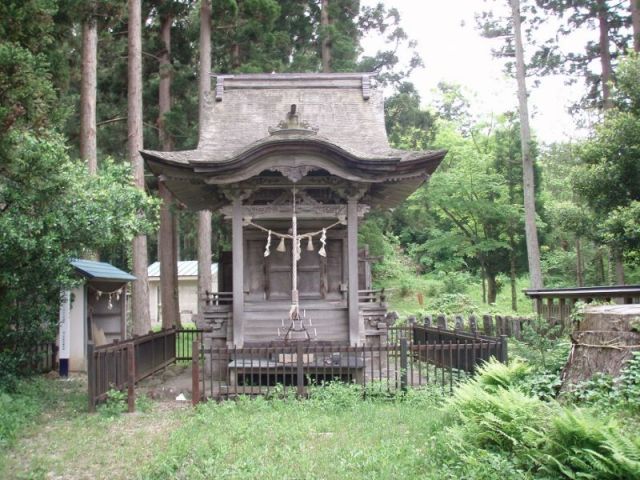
[142,73,446,349]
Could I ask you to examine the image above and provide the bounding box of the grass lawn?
[1,378,518,480]
[3,366,639,479]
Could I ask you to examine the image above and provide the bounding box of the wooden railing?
[203,291,233,306]
[358,288,386,306]
[405,313,533,339]
[88,328,205,412]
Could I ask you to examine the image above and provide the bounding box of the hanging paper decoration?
[295,237,301,262]
[89,286,124,311]
[277,237,286,252]
[306,235,314,251]
[264,230,272,257]
[318,228,327,257]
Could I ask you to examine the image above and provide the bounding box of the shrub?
[537,408,640,479]
[428,293,478,315]
[473,358,531,392]
[446,382,547,453]
[618,351,640,410]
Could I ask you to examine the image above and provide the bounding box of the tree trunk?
[321,0,331,72]
[632,0,640,52]
[595,247,606,284]
[198,0,213,316]
[511,0,544,290]
[128,0,151,335]
[614,250,625,285]
[157,12,180,329]
[481,265,487,304]
[158,13,174,151]
[597,0,614,110]
[509,234,518,312]
[576,236,584,287]
[80,13,98,175]
[487,272,498,305]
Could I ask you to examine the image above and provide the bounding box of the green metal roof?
[71,259,136,282]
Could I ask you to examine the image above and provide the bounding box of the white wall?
[149,274,218,326]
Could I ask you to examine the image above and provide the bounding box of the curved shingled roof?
[142,73,446,210]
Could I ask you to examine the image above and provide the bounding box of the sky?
[360,0,593,143]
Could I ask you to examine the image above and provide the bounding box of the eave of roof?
[71,259,135,282]
[524,285,640,299]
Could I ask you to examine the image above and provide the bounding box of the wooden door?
[266,240,292,300]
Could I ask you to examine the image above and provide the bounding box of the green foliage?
[447,380,546,452]
[428,293,478,315]
[0,132,158,385]
[0,378,51,449]
[567,352,640,412]
[618,352,640,409]
[473,358,532,392]
[569,373,619,407]
[538,408,640,479]
[98,387,128,418]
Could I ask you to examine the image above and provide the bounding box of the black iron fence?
[193,328,506,402]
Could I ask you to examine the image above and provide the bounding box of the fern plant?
[538,408,640,479]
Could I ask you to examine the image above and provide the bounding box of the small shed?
[147,261,218,326]
[59,259,135,372]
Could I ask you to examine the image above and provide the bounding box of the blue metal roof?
[71,259,136,282]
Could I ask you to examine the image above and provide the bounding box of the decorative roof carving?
[268,104,319,137]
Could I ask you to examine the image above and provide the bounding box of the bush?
[446,382,547,453]
[428,293,479,315]
[537,408,640,479]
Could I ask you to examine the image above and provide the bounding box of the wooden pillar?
[347,197,361,346]
[158,178,179,329]
[232,197,244,346]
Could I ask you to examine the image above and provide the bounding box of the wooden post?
[559,298,567,329]
[469,315,478,333]
[296,342,304,398]
[512,317,521,340]
[400,338,408,392]
[347,197,360,346]
[192,340,200,406]
[127,343,135,413]
[483,315,493,336]
[499,335,508,365]
[87,342,96,413]
[231,196,244,346]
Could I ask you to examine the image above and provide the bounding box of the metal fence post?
[499,335,508,365]
[127,343,135,413]
[192,340,200,406]
[400,338,408,392]
[87,342,96,413]
[296,342,304,398]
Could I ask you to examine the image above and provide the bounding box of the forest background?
[2,0,640,362]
